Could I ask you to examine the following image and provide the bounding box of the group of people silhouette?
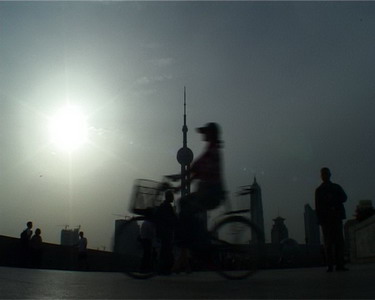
[19,221,43,268]
[19,221,88,270]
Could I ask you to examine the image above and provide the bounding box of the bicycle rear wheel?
[115,216,158,279]
[211,216,264,280]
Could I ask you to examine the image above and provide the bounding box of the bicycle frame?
[123,175,263,279]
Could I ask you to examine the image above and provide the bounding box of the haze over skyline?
[1,1,375,250]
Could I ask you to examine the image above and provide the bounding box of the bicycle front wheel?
[211,216,264,280]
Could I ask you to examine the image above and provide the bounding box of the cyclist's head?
[197,122,221,143]
[165,190,174,203]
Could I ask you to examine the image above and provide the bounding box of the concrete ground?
[0,263,374,299]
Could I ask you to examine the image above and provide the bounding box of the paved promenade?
[0,263,374,299]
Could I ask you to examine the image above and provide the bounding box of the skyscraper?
[60,226,80,246]
[238,177,265,242]
[250,177,265,242]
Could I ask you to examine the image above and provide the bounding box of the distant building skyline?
[60,227,80,246]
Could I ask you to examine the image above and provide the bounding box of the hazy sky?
[1,1,375,250]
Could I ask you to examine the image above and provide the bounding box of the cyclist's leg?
[159,232,174,275]
[172,247,192,274]
[172,193,202,273]
[178,190,220,250]
[175,193,201,246]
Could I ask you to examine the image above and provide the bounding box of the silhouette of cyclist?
[180,122,225,213]
[173,122,225,272]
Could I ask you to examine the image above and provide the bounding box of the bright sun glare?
[49,105,88,152]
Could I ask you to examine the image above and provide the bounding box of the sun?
[48,105,88,152]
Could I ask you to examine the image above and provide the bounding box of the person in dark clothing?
[315,167,348,272]
[155,190,178,275]
[174,122,226,272]
[77,231,89,270]
[139,211,156,272]
[30,228,43,268]
[178,123,225,241]
[20,221,33,267]
[180,122,225,214]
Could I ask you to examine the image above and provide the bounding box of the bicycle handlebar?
[163,174,181,182]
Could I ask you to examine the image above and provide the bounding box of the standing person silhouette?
[174,122,225,272]
[139,211,156,273]
[77,231,88,270]
[20,221,33,267]
[315,167,348,272]
[30,228,43,268]
[155,190,178,275]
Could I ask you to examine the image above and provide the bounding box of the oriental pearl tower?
[176,87,194,198]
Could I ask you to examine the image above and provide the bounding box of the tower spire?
[183,86,187,148]
[177,87,194,197]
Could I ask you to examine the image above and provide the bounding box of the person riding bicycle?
[173,122,226,272]
[179,122,225,215]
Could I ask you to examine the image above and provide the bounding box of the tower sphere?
[177,147,194,165]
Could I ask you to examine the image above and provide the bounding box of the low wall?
[0,235,325,271]
[348,215,375,263]
[0,235,118,271]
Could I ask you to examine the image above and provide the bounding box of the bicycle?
[116,175,264,280]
